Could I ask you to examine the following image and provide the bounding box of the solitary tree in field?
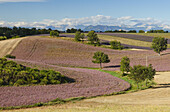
[120,56,130,75]
[110,40,124,50]
[50,31,59,37]
[129,65,145,89]
[92,51,110,69]
[74,31,85,42]
[143,64,156,86]
[151,37,168,56]
[87,31,100,46]
[129,64,156,89]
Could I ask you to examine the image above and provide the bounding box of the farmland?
[60,33,170,49]
[0,34,170,111]
[4,71,170,112]
[133,33,170,39]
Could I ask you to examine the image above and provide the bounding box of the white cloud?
[0,0,45,3]
[0,15,170,31]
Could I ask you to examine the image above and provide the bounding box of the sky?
[0,0,170,30]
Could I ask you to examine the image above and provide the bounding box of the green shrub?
[110,40,124,50]
[4,54,16,59]
[0,58,72,86]
[0,79,3,86]
[0,36,7,40]
[14,79,25,86]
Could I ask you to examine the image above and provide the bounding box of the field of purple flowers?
[0,59,130,107]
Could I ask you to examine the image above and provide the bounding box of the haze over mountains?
[1,15,170,31]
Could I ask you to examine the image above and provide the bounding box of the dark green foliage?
[129,65,146,89]
[87,31,100,46]
[66,28,83,33]
[129,64,156,89]
[147,30,168,33]
[0,27,50,39]
[110,40,124,50]
[105,30,126,33]
[120,56,130,75]
[127,30,137,33]
[74,31,85,41]
[139,30,145,33]
[151,37,168,55]
[92,51,110,69]
[50,31,59,37]
[4,54,16,59]
[0,58,70,86]
[0,36,7,40]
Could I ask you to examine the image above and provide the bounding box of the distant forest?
[0,26,51,39]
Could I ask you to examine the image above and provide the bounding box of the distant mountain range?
[82,25,168,32]
[46,24,169,32]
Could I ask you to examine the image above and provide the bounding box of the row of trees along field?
[0,26,51,40]
[92,52,155,89]
[0,58,72,86]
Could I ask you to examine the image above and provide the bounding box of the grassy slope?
[0,38,23,57]
[5,72,170,112]
[61,33,170,48]
[132,33,170,39]
[98,34,170,48]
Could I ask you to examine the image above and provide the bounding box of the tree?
[87,31,100,46]
[143,64,156,86]
[110,40,124,50]
[92,51,110,69]
[151,37,168,56]
[139,30,145,33]
[50,31,59,37]
[120,56,130,75]
[74,31,85,42]
[129,65,145,89]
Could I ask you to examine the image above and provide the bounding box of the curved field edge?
[8,72,169,112]
[0,70,131,110]
[0,70,156,111]
[0,38,23,57]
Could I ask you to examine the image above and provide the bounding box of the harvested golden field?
[4,72,170,112]
[0,38,23,57]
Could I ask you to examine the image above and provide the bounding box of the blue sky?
[0,0,170,22]
[0,0,170,30]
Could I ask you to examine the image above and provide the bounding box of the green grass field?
[132,33,170,39]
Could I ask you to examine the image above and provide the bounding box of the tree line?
[0,26,51,40]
